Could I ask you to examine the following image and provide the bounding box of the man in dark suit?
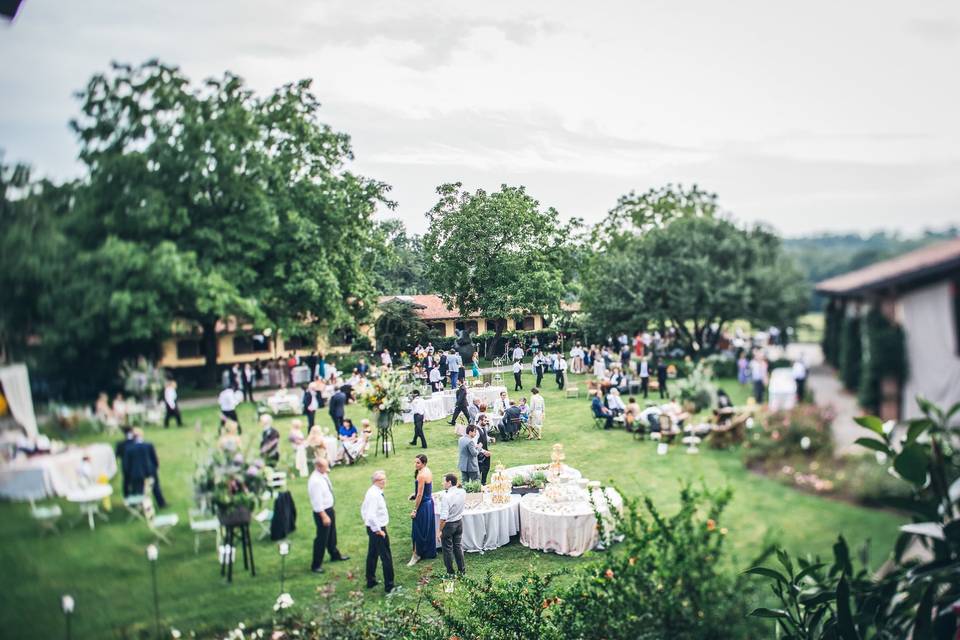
[438,352,449,388]
[328,386,347,431]
[476,419,493,484]
[501,401,523,440]
[656,358,668,399]
[591,392,614,430]
[302,382,320,429]
[114,427,135,497]
[449,379,469,426]
[122,429,166,507]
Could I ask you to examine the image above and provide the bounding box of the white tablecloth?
[0,444,118,501]
[519,487,622,557]
[433,492,521,552]
[401,386,507,423]
[266,390,303,415]
[502,464,582,482]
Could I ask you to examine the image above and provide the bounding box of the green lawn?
[0,373,902,638]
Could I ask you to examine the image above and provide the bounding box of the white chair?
[123,494,145,522]
[565,386,580,399]
[29,498,63,535]
[188,508,220,554]
[142,479,179,544]
[254,507,273,541]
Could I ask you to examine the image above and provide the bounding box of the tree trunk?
[201,319,219,388]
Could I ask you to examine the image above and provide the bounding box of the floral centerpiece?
[361,369,408,430]
[194,449,268,525]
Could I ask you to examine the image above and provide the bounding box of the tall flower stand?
[218,508,256,583]
[374,411,396,458]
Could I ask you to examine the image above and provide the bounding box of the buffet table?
[519,487,622,557]
[433,492,521,553]
[0,444,117,501]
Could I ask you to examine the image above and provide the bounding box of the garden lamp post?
[61,594,74,640]
[278,542,290,594]
[146,544,160,639]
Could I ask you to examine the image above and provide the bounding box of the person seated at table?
[661,400,690,430]
[259,414,281,466]
[624,396,642,432]
[609,366,626,392]
[500,401,523,440]
[640,404,662,433]
[518,397,530,424]
[112,393,128,426]
[338,418,365,464]
[606,388,626,417]
[591,390,614,430]
[716,388,733,410]
[218,420,243,452]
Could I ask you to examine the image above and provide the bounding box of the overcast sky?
[1,1,958,236]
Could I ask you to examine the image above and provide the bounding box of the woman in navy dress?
[407,453,437,565]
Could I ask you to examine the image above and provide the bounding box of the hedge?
[857,308,907,414]
[839,315,862,392]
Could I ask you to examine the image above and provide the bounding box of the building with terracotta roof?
[816,238,960,421]
[377,294,566,337]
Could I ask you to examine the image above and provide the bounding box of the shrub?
[838,315,861,392]
[564,484,762,640]
[700,353,738,379]
[743,404,835,468]
[675,364,716,412]
[857,307,906,414]
[462,480,481,493]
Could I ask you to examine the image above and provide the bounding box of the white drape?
[899,281,960,424]
[0,364,38,439]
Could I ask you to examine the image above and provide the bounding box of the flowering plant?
[194,449,268,513]
[360,368,407,415]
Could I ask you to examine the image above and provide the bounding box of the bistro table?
[66,484,114,530]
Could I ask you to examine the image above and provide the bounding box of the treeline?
[784,228,959,309]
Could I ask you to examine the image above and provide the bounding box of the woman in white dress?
[288,419,308,477]
[592,353,606,379]
[528,387,545,439]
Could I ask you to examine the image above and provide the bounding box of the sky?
[1,0,958,237]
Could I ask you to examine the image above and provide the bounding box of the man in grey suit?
[457,424,488,482]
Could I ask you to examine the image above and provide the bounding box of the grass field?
[0,372,902,638]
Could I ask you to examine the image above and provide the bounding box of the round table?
[433,493,521,553]
[66,484,114,530]
[519,487,622,557]
[501,464,582,483]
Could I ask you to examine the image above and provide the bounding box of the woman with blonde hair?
[218,420,242,452]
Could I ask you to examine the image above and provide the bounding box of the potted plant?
[194,450,268,526]
[510,471,547,496]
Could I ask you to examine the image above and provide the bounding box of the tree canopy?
[582,215,808,353]
[422,183,576,334]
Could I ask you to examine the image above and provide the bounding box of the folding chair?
[142,478,179,544]
[189,508,220,554]
[254,507,273,541]
[123,494,145,522]
[29,498,63,535]
[565,386,580,399]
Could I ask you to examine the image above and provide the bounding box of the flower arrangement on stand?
[361,368,408,429]
[194,449,269,525]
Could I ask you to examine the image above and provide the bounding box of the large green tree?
[367,219,430,295]
[423,183,575,337]
[582,215,808,353]
[67,61,391,383]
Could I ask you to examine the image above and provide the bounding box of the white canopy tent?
[0,363,38,440]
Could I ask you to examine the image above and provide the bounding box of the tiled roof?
[377,295,582,320]
[816,237,960,296]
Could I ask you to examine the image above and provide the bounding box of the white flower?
[875,451,887,464]
[800,436,811,450]
[882,420,896,435]
[745,417,755,429]
[273,593,294,611]
[61,595,75,614]
[146,544,159,561]
[171,629,182,639]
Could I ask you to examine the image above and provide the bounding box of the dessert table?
[0,444,117,501]
[433,492,521,553]
[66,483,114,530]
[519,487,622,557]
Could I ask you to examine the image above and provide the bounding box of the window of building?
[487,318,507,334]
[426,323,447,337]
[176,339,202,359]
[454,320,478,334]
[329,328,354,347]
[283,335,308,350]
[521,316,536,330]
[233,335,271,355]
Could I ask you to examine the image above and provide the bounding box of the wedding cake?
[489,463,512,504]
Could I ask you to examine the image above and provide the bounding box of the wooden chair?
[565,386,580,399]
[142,478,179,544]
[29,498,63,535]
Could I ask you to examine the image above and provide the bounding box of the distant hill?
[784,227,959,309]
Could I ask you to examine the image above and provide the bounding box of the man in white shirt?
[360,470,394,592]
[308,458,349,573]
[218,384,241,433]
[512,344,524,362]
[792,357,808,403]
[408,390,427,448]
[163,380,182,428]
[438,473,466,576]
[512,359,523,391]
[428,365,442,392]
